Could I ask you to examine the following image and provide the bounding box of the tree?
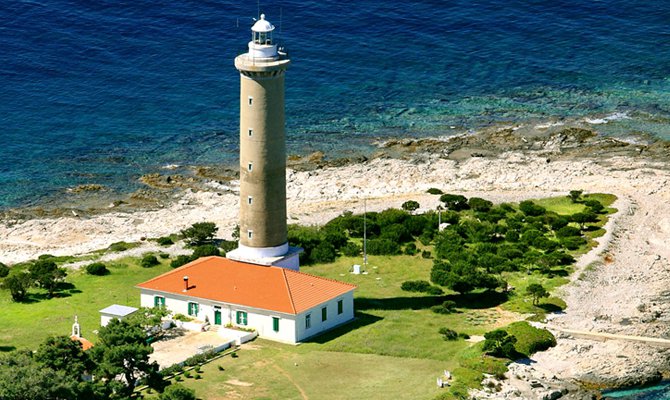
[311,242,336,263]
[181,222,218,246]
[583,199,605,213]
[0,262,8,278]
[519,201,546,216]
[482,329,517,359]
[232,224,240,241]
[141,254,160,268]
[2,271,33,301]
[568,190,583,203]
[170,255,193,268]
[159,384,196,400]
[91,318,162,396]
[401,200,420,213]
[526,283,549,305]
[571,211,598,229]
[468,197,493,212]
[191,244,220,259]
[439,194,469,211]
[35,335,93,379]
[0,351,80,400]
[29,259,66,298]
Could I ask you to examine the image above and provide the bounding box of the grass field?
[0,256,172,350]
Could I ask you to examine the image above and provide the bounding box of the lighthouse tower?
[226,14,300,270]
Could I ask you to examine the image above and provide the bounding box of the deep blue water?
[1,0,670,209]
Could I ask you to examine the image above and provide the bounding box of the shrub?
[426,286,444,295]
[482,329,518,359]
[421,250,431,259]
[431,300,457,314]
[427,188,443,195]
[458,332,470,339]
[341,242,360,257]
[439,194,469,211]
[141,254,160,268]
[181,222,218,246]
[365,238,400,255]
[561,236,587,250]
[108,241,135,252]
[401,280,432,292]
[159,384,196,400]
[192,244,220,259]
[0,262,9,278]
[519,201,546,216]
[311,242,336,264]
[85,262,109,276]
[404,242,418,255]
[159,252,170,259]
[219,240,237,253]
[160,363,184,377]
[468,197,493,212]
[401,200,420,212]
[584,199,605,213]
[556,226,582,238]
[2,271,33,301]
[438,328,458,341]
[505,321,556,356]
[171,255,193,268]
[157,236,174,246]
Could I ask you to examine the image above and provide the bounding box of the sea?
[1,0,669,214]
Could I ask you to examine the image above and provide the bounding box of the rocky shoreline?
[3,120,670,398]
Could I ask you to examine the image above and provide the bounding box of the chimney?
[183,275,189,292]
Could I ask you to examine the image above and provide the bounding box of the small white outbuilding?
[99,304,138,327]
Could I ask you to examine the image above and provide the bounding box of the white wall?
[295,291,355,342]
[140,289,299,343]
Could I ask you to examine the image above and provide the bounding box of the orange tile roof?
[70,335,94,351]
[136,256,356,314]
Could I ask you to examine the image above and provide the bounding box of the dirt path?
[273,364,309,400]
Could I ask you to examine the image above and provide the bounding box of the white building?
[137,256,356,344]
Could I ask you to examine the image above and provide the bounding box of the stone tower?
[226,14,300,270]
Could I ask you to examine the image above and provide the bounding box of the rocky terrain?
[2,120,670,398]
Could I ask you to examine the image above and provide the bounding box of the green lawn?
[0,257,172,350]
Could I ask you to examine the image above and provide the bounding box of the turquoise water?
[603,382,670,399]
[1,0,670,209]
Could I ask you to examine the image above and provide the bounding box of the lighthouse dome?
[251,14,275,33]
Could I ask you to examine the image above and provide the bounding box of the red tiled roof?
[71,335,94,351]
[136,257,356,314]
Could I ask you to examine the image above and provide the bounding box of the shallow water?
[603,381,670,399]
[1,0,669,209]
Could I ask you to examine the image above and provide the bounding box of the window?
[236,311,248,326]
[247,196,253,205]
[188,302,199,316]
[154,296,165,308]
[272,317,279,332]
[321,307,328,322]
[305,314,311,329]
[247,230,253,240]
[248,96,253,106]
[248,162,253,171]
[248,128,253,136]
[337,299,343,315]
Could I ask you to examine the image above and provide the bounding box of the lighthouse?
[226,14,300,270]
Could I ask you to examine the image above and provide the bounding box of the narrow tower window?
[248,128,253,137]
[248,96,253,106]
[247,230,253,240]
[247,196,253,205]
[248,162,253,171]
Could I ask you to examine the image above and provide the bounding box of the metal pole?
[363,198,367,269]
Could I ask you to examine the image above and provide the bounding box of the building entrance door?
[214,310,222,325]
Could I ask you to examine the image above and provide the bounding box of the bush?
[85,262,109,276]
[159,384,196,400]
[431,300,457,314]
[404,242,418,255]
[171,255,193,268]
[159,252,170,259]
[401,280,432,292]
[421,250,431,259]
[0,263,9,278]
[108,241,135,252]
[519,201,546,216]
[482,329,518,359]
[192,244,220,259]
[157,236,174,246]
[427,188,443,195]
[505,321,556,357]
[401,200,420,212]
[439,194,469,211]
[468,197,493,212]
[219,240,237,254]
[556,226,582,238]
[311,242,336,264]
[181,222,218,246]
[365,238,400,255]
[438,327,458,341]
[561,236,587,250]
[341,242,360,257]
[141,254,160,268]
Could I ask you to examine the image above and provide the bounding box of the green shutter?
[236,311,247,326]
[322,307,327,322]
[337,300,343,314]
[272,317,279,332]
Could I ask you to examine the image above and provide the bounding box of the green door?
[214,310,222,325]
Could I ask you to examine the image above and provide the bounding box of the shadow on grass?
[537,303,564,313]
[0,346,15,352]
[355,290,508,311]
[304,311,383,344]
